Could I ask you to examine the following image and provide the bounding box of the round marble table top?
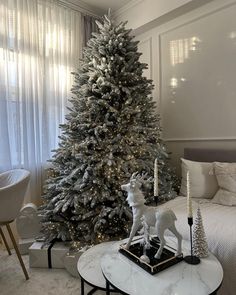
[101,237,223,295]
[77,241,116,289]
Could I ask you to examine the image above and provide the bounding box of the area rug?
[0,249,107,295]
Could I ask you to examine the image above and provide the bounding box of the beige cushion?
[212,189,236,206]
[180,158,218,199]
[212,162,236,206]
[213,162,236,192]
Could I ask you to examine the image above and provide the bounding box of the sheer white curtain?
[0,0,82,204]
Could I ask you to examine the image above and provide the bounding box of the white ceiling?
[80,0,133,12]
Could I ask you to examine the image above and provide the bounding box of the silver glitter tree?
[193,207,208,258]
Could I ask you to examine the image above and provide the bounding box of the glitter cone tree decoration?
[193,207,208,258]
[39,14,178,244]
[140,215,151,264]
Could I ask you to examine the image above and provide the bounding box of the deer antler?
[130,172,139,180]
[130,172,153,183]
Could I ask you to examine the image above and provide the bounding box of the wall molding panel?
[159,1,236,141]
[134,0,236,168]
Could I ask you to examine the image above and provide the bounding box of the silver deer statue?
[121,172,182,259]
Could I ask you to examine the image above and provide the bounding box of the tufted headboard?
[184,148,236,163]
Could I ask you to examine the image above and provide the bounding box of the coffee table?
[77,241,116,295]
[101,237,223,295]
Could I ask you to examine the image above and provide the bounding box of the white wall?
[116,0,236,175]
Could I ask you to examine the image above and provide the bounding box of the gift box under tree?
[29,241,70,269]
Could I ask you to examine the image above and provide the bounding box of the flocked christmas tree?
[193,207,208,258]
[39,13,178,244]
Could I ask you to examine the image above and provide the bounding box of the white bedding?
[161,197,236,295]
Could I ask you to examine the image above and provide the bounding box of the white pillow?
[180,158,218,199]
[211,162,236,206]
[212,189,236,206]
[213,162,236,192]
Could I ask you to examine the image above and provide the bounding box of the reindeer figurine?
[121,172,182,259]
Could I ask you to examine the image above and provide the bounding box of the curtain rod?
[57,0,102,18]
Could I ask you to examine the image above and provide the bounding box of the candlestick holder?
[154,195,159,206]
[184,217,200,265]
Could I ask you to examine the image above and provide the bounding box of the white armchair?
[0,169,30,280]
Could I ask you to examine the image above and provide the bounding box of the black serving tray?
[119,236,183,275]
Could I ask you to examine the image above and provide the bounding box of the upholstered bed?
[162,148,236,295]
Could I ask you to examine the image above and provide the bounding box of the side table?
[101,237,223,295]
[77,241,116,295]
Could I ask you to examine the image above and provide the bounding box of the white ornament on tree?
[193,207,208,258]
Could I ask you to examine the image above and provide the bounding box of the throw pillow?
[212,189,236,206]
[211,162,236,206]
[180,158,218,199]
[213,162,236,193]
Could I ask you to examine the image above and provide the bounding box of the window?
[0,0,82,200]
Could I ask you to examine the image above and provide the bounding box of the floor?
[0,249,106,295]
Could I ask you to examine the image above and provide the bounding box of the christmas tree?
[193,207,208,258]
[39,14,178,244]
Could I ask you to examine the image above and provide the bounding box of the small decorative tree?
[140,215,151,263]
[193,207,208,258]
[141,216,151,251]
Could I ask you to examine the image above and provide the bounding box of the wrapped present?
[19,238,35,255]
[64,252,81,277]
[29,242,51,268]
[64,246,89,277]
[51,242,71,268]
[29,241,70,268]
